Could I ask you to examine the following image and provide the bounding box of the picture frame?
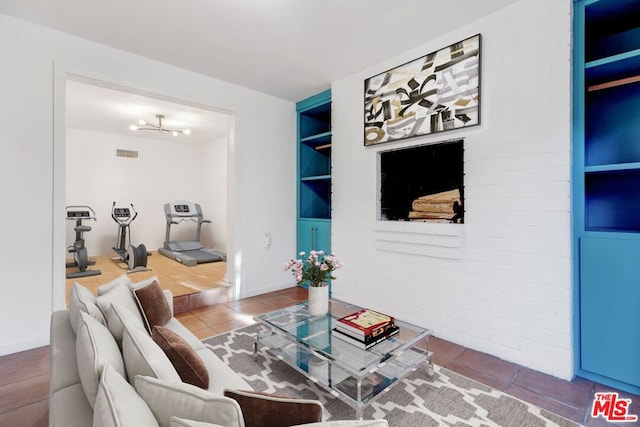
[364,34,481,146]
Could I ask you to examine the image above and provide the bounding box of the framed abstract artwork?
[364,34,481,146]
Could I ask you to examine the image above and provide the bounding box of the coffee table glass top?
[256,299,430,374]
[254,299,432,416]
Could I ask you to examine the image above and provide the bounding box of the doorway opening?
[61,75,236,311]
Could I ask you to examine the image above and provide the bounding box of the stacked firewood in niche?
[409,188,463,223]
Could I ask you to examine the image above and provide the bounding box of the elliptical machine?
[65,206,102,279]
[111,202,150,273]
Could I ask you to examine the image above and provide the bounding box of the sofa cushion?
[96,282,145,338]
[98,274,133,296]
[195,348,251,394]
[75,311,126,409]
[94,364,159,427]
[135,375,244,427]
[134,280,173,333]
[153,326,209,389]
[170,417,224,427]
[50,382,94,427]
[49,310,81,394]
[122,322,181,385]
[69,282,106,334]
[224,389,323,427]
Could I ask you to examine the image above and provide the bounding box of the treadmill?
[158,201,225,267]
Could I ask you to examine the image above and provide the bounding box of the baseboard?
[0,335,50,357]
[238,281,297,299]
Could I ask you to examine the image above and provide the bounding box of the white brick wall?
[331,0,573,379]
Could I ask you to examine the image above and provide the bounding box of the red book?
[336,309,394,339]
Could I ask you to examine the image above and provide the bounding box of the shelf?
[582,229,640,239]
[301,131,332,147]
[585,48,640,83]
[588,74,640,92]
[585,226,640,233]
[585,79,640,166]
[299,104,331,140]
[299,217,331,223]
[301,174,331,182]
[585,0,640,64]
[300,180,331,219]
[585,0,636,9]
[585,170,640,231]
[585,162,640,173]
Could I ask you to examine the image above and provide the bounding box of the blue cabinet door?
[580,237,640,389]
[297,219,331,255]
[313,220,331,254]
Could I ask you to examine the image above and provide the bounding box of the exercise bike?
[111,202,151,273]
[65,206,102,279]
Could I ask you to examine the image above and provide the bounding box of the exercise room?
[64,78,233,311]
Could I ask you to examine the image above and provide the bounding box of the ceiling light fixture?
[129,114,191,136]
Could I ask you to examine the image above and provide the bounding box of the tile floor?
[2,264,639,426]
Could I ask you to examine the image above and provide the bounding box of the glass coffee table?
[253,299,433,419]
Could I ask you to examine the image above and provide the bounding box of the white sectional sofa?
[49,275,388,427]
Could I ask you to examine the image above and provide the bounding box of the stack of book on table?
[332,308,399,350]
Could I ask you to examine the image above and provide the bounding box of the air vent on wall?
[116,149,139,159]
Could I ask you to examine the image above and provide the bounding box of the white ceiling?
[65,78,230,145]
[0,0,519,102]
[2,0,519,141]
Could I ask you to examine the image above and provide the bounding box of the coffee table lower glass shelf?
[253,299,433,419]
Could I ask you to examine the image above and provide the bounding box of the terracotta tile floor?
[2,264,639,426]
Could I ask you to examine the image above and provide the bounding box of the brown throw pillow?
[223,389,323,427]
[133,280,172,332]
[152,326,209,389]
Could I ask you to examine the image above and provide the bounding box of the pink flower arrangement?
[284,250,342,287]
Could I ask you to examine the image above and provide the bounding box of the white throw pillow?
[69,282,106,334]
[98,274,133,296]
[129,275,161,292]
[121,322,180,385]
[75,311,126,409]
[93,364,159,427]
[96,282,145,338]
[134,376,243,427]
[109,303,147,346]
[170,417,224,427]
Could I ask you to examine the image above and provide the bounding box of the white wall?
[0,13,296,356]
[201,134,228,252]
[332,0,573,379]
[65,127,227,256]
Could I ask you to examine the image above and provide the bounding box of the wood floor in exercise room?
[65,250,230,313]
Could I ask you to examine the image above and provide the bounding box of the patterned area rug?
[204,325,581,427]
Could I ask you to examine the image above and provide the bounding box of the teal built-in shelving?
[573,0,640,395]
[296,90,332,262]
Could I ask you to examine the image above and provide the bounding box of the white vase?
[308,285,329,317]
